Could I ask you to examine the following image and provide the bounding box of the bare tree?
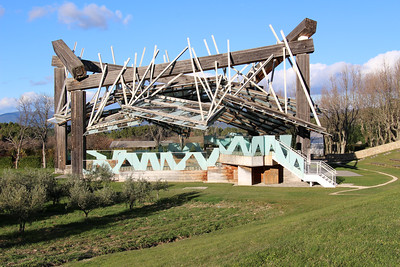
[148,124,169,149]
[320,66,361,154]
[358,59,400,146]
[4,96,33,168]
[31,94,54,168]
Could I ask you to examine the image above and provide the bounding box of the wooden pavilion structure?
[50,18,324,175]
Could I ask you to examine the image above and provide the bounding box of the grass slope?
[75,151,400,266]
[1,150,399,266]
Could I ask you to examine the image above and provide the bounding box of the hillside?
[0,112,19,123]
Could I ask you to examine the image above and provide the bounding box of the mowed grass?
[1,150,400,266]
[74,152,400,266]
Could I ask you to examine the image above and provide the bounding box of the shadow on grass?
[331,160,359,170]
[0,191,200,249]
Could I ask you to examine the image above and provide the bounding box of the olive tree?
[0,170,47,233]
[122,177,153,210]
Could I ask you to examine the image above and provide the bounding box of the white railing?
[275,138,337,186]
[306,160,337,185]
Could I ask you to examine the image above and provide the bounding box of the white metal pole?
[283,47,288,114]
[211,35,220,54]
[187,38,204,121]
[203,39,211,55]
[111,46,116,64]
[139,47,146,67]
[280,30,321,126]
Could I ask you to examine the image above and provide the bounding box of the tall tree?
[2,96,33,168]
[320,66,361,154]
[31,94,54,168]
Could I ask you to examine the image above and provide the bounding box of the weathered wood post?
[71,90,86,175]
[54,68,67,172]
[52,39,88,175]
[296,53,311,158]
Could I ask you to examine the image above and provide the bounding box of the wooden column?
[54,68,67,172]
[71,90,86,175]
[296,53,311,157]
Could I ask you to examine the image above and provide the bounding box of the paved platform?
[336,170,362,177]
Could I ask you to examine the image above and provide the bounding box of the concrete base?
[219,154,273,167]
[238,166,253,185]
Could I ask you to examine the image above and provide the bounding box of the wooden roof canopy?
[51,18,325,136]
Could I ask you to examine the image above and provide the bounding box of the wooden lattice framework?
[50,18,323,175]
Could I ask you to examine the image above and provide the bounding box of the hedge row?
[0,155,54,169]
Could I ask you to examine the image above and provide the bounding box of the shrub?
[87,163,114,184]
[122,177,153,210]
[19,155,41,169]
[0,170,47,232]
[0,157,13,169]
[153,179,168,200]
[67,172,117,217]
[68,178,99,217]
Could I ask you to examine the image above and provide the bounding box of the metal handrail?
[275,138,337,186]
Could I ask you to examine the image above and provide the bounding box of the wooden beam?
[54,68,67,171]
[52,55,128,73]
[52,39,87,80]
[286,18,317,41]
[255,18,317,82]
[66,39,314,91]
[71,90,86,175]
[295,53,311,156]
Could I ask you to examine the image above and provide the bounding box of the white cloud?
[0,6,5,17]
[0,92,41,114]
[20,92,39,102]
[28,2,132,29]
[123,14,132,25]
[28,5,55,21]
[0,97,18,113]
[268,50,400,96]
[361,50,400,74]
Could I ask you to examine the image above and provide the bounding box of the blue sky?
[1,0,399,114]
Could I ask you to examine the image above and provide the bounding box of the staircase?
[272,138,337,188]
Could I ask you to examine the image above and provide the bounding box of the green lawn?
[1,151,400,266]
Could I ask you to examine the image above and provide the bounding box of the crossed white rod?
[232,66,266,93]
[228,39,231,93]
[208,63,251,117]
[280,30,321,126]
[129,49,159,105]
[261,67,283,112]
[233,54,274,96]
[209,61,222,113]
[120,75,129,105]
[131,53,137,97]
[269,24,288,113]
[88,64,109,127]
[149,73,184,98]
[230,65,282,113]
[131,46,188,105]
[92,58,130,124]
[203,39,211,56]
[187,38,204,121]
[283,47,287,113]
[191,47,213,102]
[149,46,157,87]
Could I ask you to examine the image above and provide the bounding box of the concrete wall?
[355,140,400,159]
[117,170,207,182]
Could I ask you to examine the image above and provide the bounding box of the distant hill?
[0,112,19,123]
